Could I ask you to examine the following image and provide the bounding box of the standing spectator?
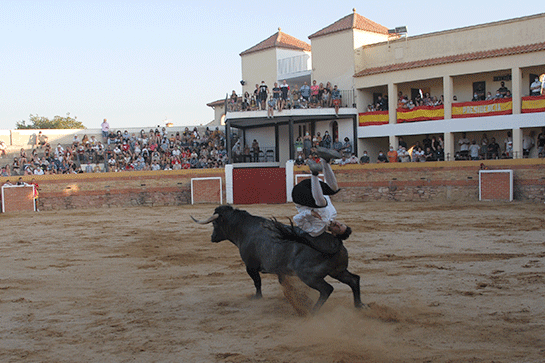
[303,132,312,158]
[251,139,260,162]
[387,146,398,163]
[458,132,470,160]
[259,81,268,110]
[267,96,276,119]
[537,127,545,156]
[101,119,110,142]
[435,145,445,161]
[341,137,352,157]
[480,133,489,159]
[291,85,300,109]
[487,137,501,159]
[300,82,310,102]
[331,85,341,116]
[279,80,289,111]
[36,131,48,149]
[504,131,513,158]
[398,136,408,150]
[469,140,480,160]
[497,81,509,98]
[0,140,6,158]
[272,82,281,109]
[530,77,542,96]
[229,90,238,111]
[522,131,535,158]
[322,131,332,149]
[310,80,319,107]
[332,137,343,155]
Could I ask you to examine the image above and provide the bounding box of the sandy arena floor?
[1,201,544,362]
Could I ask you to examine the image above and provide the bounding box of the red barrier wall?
[233,168,286,204]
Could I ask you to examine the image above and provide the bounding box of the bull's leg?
[246,267,262,299]
[330,269,365,308]
[298,276,334,313]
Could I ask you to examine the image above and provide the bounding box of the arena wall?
[2,159,544,212]
[294,158,545,204]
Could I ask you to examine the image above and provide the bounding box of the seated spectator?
[424,147,435,161]
[472,92,480,102]
[504,90,512,98]
[485,92,493,100]
[387,146,398,163]
[412,147,425,162]
[348,154,359,164]
[377,151,388,163]
[530,77,542,96]
[359,151,370,164]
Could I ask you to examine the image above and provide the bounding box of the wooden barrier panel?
[479,170,513,201]
[2,185,35,212]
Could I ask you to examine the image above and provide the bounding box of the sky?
[1,0,543,130]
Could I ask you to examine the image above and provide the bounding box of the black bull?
[191,205,364,313]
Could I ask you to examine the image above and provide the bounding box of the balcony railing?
[225,89,355,113]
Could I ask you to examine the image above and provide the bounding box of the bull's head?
[191,206,233,243]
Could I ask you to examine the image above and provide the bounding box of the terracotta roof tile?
[309,9,389,39]
[355,41,545,77]
[240,29,311,56]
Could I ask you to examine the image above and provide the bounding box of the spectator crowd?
[228,79,344,116]
[1,126,228,176]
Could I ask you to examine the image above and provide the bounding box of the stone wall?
[4,159,544,212]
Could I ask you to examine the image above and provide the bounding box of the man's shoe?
[316,147,341,163]
[306,159,323,176]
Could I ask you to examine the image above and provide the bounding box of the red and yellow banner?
[522,95,545,113]
[359,111,389,126]
[452,98,512,118]
[396,105,444,123]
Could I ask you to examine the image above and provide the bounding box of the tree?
[16,113,85,129]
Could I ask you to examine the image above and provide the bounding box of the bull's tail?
[269,218,341,255]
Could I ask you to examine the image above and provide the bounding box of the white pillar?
[389,135,398,150]
[388,83,398,125]
[225,164,233,204]
[512,67,522,114]
[444,132,455,161]
[443,75,453,119]
[285,160,294,203]
[512,128,523,159]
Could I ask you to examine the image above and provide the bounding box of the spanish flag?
[359,111,389,126]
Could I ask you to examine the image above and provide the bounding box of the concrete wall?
[310,30,356,91]
[241,48,278,96]
[355,13,545,73]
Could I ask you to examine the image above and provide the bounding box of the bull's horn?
[191,214,219,224]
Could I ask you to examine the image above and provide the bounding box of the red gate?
[232,167,286,204]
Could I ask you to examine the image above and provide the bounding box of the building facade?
[208,10,545,164]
